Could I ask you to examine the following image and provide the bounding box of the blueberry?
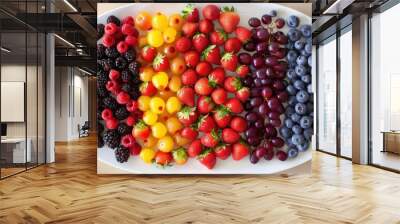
[294,40,305,50]
[287,84,297,96]
[291,113,301,123]
[288,29,301,41]
[301,75,311,84]
[268,10,277,17]
[287,69,297,80]
[296,55,307,66]
[300,116,312,129]
[286,107,295,116]
[286,137,296,147]
[292,134,305,145]
[287,50,298,62]
[280,126,293,139]
[287,147,299,158]
[297,141,309,151]
[301,49,311,56]
[310,112,314,117]
[304,128,313,140]
[287,15,299,28]
[286,42,294,50]
[308,56,312,67]
[300,24,311,37]
[294,80,306,90]
[289,62,297,69]
[295,103,307,115]
[295,65,306,76]
[289,96,297,106]
[307,84,313,93]
[292,124,303,134]
[285,118,294,128]
[296,90,310,103]
[305,42,312,54]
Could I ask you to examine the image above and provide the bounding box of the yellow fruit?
[138,96,151,111]
[166,96,182,114]
[138,36,148,48]
[168,75,182,92]
[163,27,177,44]
[152,12,168,31]
[170,57,186,75]
[158,90,175,101]
[157,135,175,152]
[140,148,156,164]
[149,97,165,114]
[140,67,154,82]
[158,110,170,123]
[166,116,183,134]
[147,30,164,48]
[138,135,157,148]
[168,14,184,31]
[152,72,169,90]
[136,11,152,30]
[152,122,167,138]
[143,111,158,125]
[174,133,190,146]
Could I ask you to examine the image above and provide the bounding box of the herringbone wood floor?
[1,135,400,224]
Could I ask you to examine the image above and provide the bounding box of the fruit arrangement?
[97,4,313,170]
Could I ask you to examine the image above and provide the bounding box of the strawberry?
[184,50,200,68]
[155,151,173,166]
[224,76,242,92]
[221,52,238,72]
[188,139,202,157]
[175,36,192,53]
[222,128,240,144]
[202,4,220,21]
[211,88,227,105]
[140,46,157,62]
[192,33,209,53]
[133,120,150,140]
[172,147,188,165]
[198,148,216,169]
[197,114,216,133]
[199,19,214,33]
[182,22,199,37]
[208,67,225,86]
[224,38,242,53]
[213,105,232,128]
[210,30,227,46]
[153,53,169,72]
[201,129,220,148]
[232,141,249,161]
[219,6,240,33]
[197,96,215,114]
[181,4,199,23]
[225,98,243,114]
[181,126,198,141]
[236,65,249,78]
[181,69,198,86]
[177,106,198,126]
[201,45,220,65]
[230,116,247,132]
[235,26,252,43]
[140,82,157,96]
[195,77,213,96]
[195,61,212,76]
[215,144,232,160]
[236,86,250,102]
[177,86,195,106]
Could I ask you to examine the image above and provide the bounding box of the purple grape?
[271,137,284,148]
[244,42,256,51]
[255,147,267,158]
[243,76,253,86]
[277,91,289,102]
[258,103,270,114]
[250,87,262,97]
[254,78,262,87]
[250,152,260,164]
[261,87,273,99]
[268,112,280,120]
[255,68,266,79]
[273,61,288,72]
[238,52,251,65]
[248,17,261,27]
[255,119,265,128]
[250,97,263,107]
[265,125,277,138]
[268,42,280,53]
[256,28,269,41]
[261,14,272,25]
[268,97,281,110]
[252,57,265,68]
[266,68,275,78]
[269,119,282,127]
[256,42,268,53]
[273,80,285,91]
[265,56,278,66]
[246,112,259,122]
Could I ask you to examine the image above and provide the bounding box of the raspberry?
[115,106,129,120]
[120,134,135,148]
[97,24,105,39]
[117,41,128,54]
[108,69,120,81]
[106,80,120,93]
[101,108,114,120]
[105,47,119,58]
[116,91,130,105]
[103,96,118,110]
[125,35,138,46]
[114,146,130,163]
[121,70,132,83]
[97,44,106,59]
[102,35,115,47]
[130,142,141,155]
[107,15,121,26]
[123,49,136,62]
[104,22,118,35]
[103,130,120,149]
[115,57,127,70]
[121,23,135,36]
[106,118,119,130]
[126,100,138,112]
[125,116,136,126]
[122,16,134,25]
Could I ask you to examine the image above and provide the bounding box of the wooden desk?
[381,131,400,154]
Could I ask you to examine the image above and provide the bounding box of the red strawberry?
[236,65,249,78]
[208,67,225,86]
[199,19,214,33]
[182,22,199,37]
[235,26,252,43]
[213,106,232,128]
[155,151,173,166]
[197,114,216,133]
[192,33,209,53]
[221,52,238,72]
[198,148,216,169]
[224,38,242,53]
[140,82,157,96]
[219,6,240,33]
[201,129,220,148]
[177,86,195,106]
[153,53,169,72]
[195,77,213,96]
[230,116,247,132]
[140,46,157,62]
[215,144,232,160]
[225,98,243,114]
[211,88,227,105]
[181,69,198,86]
[232,141,249,161]
[181,4,199,23]
[175,37,192,53]
[133,120,150,140]
[202,4,220,21]
[188,139,202,157]
[210,30,227,46]
[236,86,250,102]
[197,96,215,114]
[177,106,198,126]
[195,61,212,76]
[181,126,198,141]
[222,128,240,144]
[224,76,242,92]
[201,45,220,65]
[184,50,200,68]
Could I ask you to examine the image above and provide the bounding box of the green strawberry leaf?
[181,4,195,18]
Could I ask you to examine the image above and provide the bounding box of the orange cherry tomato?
[135,12,152,30]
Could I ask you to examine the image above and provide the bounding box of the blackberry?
[103,130,120,149]
[97,24,105,39]
[131,91,140,100]
[97,84,108,98]
[121,70,132,83]
[97,110,103,121]
[128,61,141,75]
[132,74,141,85]
[115,106,129,120]
[107,15,121,26]
[123,49,136,62]
[98,122,105,133]
[117,123,132,136]
[98,135,105,148]
[97,70,109,86]
[121,83,133,93]
[103,97,118,110]
[97,44,106,59]
[105,47,119,59]
[115,57,127,70]
[100,58,115,71]
[114,146,130,163]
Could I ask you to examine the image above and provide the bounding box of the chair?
[78,121,90,138]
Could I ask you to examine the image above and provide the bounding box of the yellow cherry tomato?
[168,14,184,31]
[166,96,182,114]
[152,72,169,90]
[140,66,155,82]
[149,97,165,114]
[163,27,177,44]
[136,12,152,31]
[170,57,186,75]
[166,116,183,134]
[158,110,170,123]
[174,132,190,146]
[168,76,182,93]
[138,36,148,48]
[147,30,164,48]
[138,95,151,111]
[152,12,168,31]
[161,44,178,59]
[152,122,167,139]
[138,135,157,148]
[158,90,175,101]
[140,148,156,164]
[157,135,175,152]
[143,111,158,125]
